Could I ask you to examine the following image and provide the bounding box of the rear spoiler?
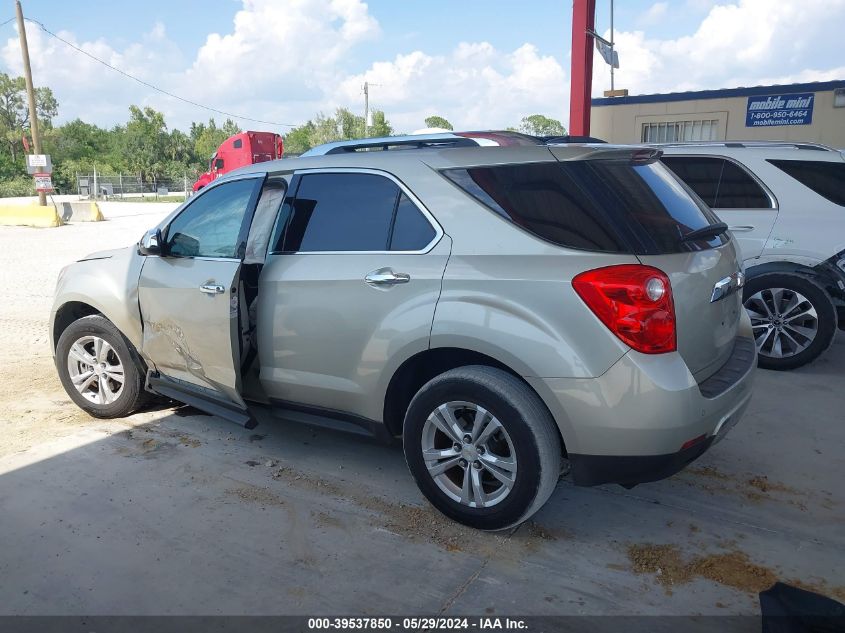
[548,145,663,165]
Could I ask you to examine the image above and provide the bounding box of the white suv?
[660,142,845,370]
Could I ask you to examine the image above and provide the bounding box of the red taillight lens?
[572,264,676,354]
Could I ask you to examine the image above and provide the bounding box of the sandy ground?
[0,204,843,618]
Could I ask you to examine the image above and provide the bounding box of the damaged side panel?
[138,255,246,409]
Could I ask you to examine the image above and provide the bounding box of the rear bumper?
[527,319,756,487]
[568,437,714,488]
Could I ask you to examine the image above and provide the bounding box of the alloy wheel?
[66,335,126,405]
[744,287,819,359]
[420,401,517,508]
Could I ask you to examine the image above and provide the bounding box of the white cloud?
[337,43,568,131]
[595,0,845,96]
[1,0,843,135]
[638,2,669,26]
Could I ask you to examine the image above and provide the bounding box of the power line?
[20,17,300,128]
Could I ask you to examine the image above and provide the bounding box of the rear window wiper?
[679,222,729,243]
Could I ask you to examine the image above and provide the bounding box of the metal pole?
[15,0,46,206]
[93,166,97,201]
[363,81,369,138]
[610,0,615,92]
[569,0,597,136]
[119,172,123,198]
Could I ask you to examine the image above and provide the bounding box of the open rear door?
[138,176,264,427]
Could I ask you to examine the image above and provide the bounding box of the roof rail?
[301,131,543,156]
[651,141,835,152]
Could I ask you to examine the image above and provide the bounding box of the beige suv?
[51,132,756,529]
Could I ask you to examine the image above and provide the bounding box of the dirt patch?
[683,466,805,504]
[687,466,732,481]
[747,475,797,495]
[628,544,690,589]
[226,485,285,507]
[269,464,509,554]
[628,543,845,600]
[628,544,778,593]
[688,551,778,593]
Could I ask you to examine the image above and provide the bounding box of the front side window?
[279,173,437,252]
[166,178,260,258]
[662,156,772,209]
[768,159,845,206]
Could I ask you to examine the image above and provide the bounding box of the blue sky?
[0,0,842,133]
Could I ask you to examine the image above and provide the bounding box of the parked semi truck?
[193,131,284,192]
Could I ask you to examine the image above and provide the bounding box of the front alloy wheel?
[56,315,148,417]
[67,335,126,405]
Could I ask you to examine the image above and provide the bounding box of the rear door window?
[278,172,437,252]
[390,193,436,250]
[662,156,772,209]
[442,159,727,255]
[767,159,845,206]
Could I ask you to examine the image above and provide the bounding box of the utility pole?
[610,0,615,92]
[363,81,369,138]
[15,0,46,206]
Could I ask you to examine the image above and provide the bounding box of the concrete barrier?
[59,201,104,222]
[0,201,63,228]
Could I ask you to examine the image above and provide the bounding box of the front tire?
[403,366,561,531]
[743,272,837,371]
[56,315,148,418]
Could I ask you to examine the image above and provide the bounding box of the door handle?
[728,225,755,232]
[200,283,226,294]
[365,268,411,286]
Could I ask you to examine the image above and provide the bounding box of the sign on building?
[746,93,814,127]
[33,173,53,192]
[26,154,52,174]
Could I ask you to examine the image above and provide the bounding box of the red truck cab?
[193,131,284,192]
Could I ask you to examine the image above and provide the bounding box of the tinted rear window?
[662,156,772,209]
[767,159,845,206]
[442,160,726,255]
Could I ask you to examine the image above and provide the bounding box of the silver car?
[51,132,756,530]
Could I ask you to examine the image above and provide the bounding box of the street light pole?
[15,0,46,206]
[363,81,369,138]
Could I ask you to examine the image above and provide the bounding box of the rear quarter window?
[441,160,726,255]
[767,159,845,206]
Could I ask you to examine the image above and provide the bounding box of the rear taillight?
[572,265,676,354]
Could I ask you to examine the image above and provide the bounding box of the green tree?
[283,108,393,154]
[283,121,316,155]
[424,115,453,130]
[517,114,566,137]
[0,72,58,160]
[122,105,169,182]
[368,110,392,137]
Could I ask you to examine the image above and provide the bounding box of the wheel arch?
[52,301,103,352]
[382,346,567,456]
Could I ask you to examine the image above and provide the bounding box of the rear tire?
[743,272,837,371]
[56,315,148,418]
[403,366,561,531]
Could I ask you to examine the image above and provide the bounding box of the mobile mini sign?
[746,92,814,127]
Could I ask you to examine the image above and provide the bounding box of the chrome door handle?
[200,283,226,294]
[365,268,411,286]
[728,225,755,232]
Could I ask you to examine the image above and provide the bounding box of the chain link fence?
[76,173,193,200]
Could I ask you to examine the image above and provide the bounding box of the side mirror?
[138,228,163,256]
